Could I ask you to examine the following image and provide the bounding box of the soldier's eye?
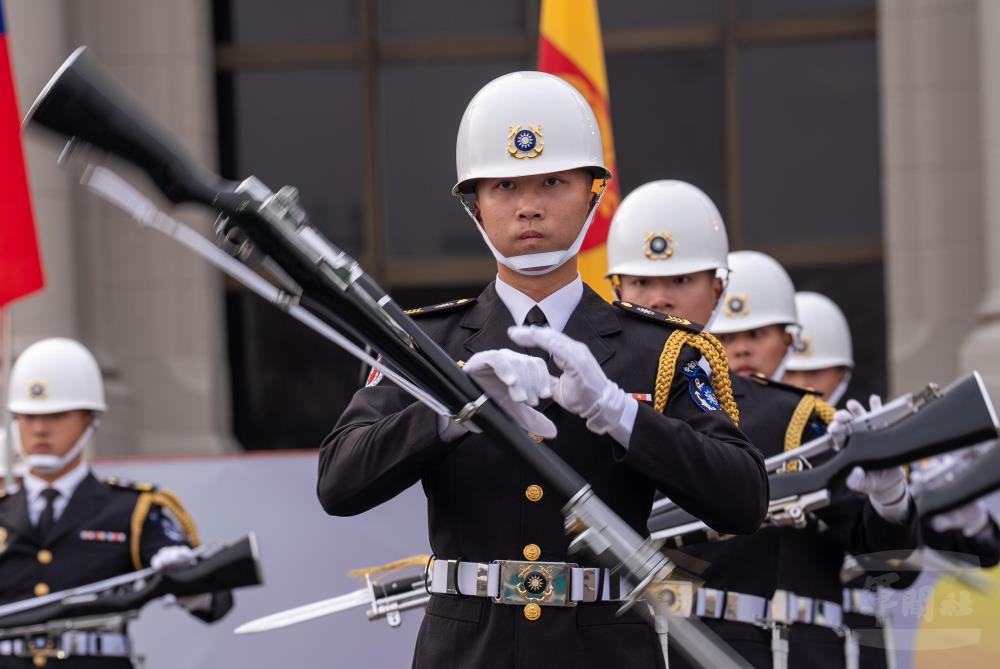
[496,181,515,190]
[543,177,563,186]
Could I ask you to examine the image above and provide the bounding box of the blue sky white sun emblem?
[516,130,537,151]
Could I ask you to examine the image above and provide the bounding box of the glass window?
[598,0,722,29]
[738,0,874,21]
[738,40,881,246]
[229,0,359,46]
[377,0,529,39]
[379,60,526,259]
[232,67,366,257]
[607,49,726,215]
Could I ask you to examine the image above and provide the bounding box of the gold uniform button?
[525,485,544,503]
[33,655,48,668]
[37,549,53,565]
[522,543,541,561]
[34,582,50,597]
[523,603,542,621]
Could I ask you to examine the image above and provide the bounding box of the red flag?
[0,0,44,307]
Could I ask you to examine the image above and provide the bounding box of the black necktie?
[37,488,60,537]
[522,306,550,360]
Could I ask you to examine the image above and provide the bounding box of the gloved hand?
[847,465,910,522]
[827,395,884,449]
[151,544,198,571]
[508,325,636,446]
[930,500,992,537]
[437,349,557,442]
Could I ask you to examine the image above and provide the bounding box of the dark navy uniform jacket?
[0,472,232,668]
[319,282,768,669]
[665,376,920,669]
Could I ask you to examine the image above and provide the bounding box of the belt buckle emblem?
[495,560,576,608]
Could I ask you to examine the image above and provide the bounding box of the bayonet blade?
[234,587,371,634]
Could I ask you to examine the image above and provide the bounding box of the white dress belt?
[695,588,844,631]
[429,559,625,602]
[841,588,879,617]
[0,631,131,657]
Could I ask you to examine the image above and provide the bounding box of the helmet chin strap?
[461,184,607,277]
[827,371,853,407]
[702,269,731,332]
[772,347,795,382]
[13,418,100,475]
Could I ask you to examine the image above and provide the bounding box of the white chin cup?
[463,186,606,276]
[16,418,100,474]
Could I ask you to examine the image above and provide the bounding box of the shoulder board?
[404,298,476,317]
[104,477,158,493]
[748,372,822,397]
[613,301,703,333]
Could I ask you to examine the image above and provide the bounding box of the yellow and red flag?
[538,0,620,302]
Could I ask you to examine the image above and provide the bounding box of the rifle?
[0,534,262,636]
[650,373,999,545]
[917,442,1000,517]
[24,46,749,669]
[650,383,942,518]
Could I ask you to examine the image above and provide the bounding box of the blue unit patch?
[149,508,185,542]
[685,367,722,413]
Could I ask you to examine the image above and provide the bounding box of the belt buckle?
[494,560,577,608]
[19,636,68,662]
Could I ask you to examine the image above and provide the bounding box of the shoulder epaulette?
[748,372,822,397]
[613,301,703,333]
[104,477,158,493]
[129,487,201,570]
[404,298,476,317]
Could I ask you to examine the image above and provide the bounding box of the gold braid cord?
[782,396,836,472]
[129,490,202,570]
[653,330,740,426]
[347,554,432,580]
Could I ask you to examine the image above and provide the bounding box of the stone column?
[9,0,233,456]
[879,0,985,394]
[958,0,1000,399]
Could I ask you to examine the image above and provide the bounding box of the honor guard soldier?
[0,338,233,668]
[318,72,767,669]
[784,292,855,406]
[606,180,920,669]
[788,291,1000,669]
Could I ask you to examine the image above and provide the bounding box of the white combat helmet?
[8,338,107,414]
[606,180,729,278]
[7,338,105,474]
[787,292,854,371]
[453,71,611,276]
[711,250,799,335]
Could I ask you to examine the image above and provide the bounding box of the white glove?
[827,395,884,449]
[508,326,637,446]
[151,544,198,571]
[847,465,910,522]
[437,349,557,442]
[930,500,992,537]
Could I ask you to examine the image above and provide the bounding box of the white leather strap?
[0,632,131,658]
[695,587,768,625]
[428,559,623,602]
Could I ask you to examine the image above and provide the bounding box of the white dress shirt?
[494,274,583,332]
[494,274,637,447]
[22,459,90,526]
